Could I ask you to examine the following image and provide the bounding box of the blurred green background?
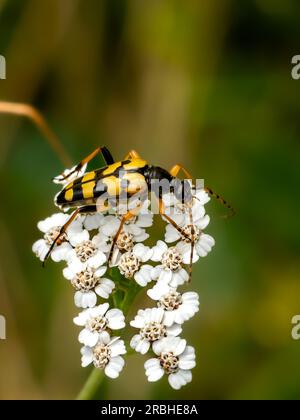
[0,0,300,400]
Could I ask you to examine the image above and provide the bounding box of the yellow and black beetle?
[46,146,234,271]
[0,101,234,278]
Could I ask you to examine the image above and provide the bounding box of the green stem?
[121,282,141,313]
[76,367,104,400]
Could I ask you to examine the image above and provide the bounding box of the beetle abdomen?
[55,159,149,209]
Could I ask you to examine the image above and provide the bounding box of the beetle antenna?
[204,187,236,218]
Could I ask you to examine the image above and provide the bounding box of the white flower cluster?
[129,189,214,389]
[32,182,215,389]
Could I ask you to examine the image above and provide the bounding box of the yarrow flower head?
[117,243,153,287]
[74,303,125,346]
[63,262,115,308]
[150,240,190,287]
[130,307,182,354]
[144,336,196,390]
[32,213,86,262]
[148,285,199,326]
[81,331,126,378]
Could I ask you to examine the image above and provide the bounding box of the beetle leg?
[158,199,194,280]
[169,164,193,179]
[42,207,82,266]
[158,199,190,241]
[123,150,142,160]
[53,146,115,184]
[42,205,101,265]
[108,206,141,266]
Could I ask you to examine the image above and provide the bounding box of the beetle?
[0,101,234,278]
[45,146,235,273]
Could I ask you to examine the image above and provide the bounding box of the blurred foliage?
[0,0,300,400]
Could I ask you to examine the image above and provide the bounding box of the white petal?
[130,334,150,354]
[80,346,93,367]
[177,243,199,265]
[87,251,107,269]
[133,243,152,262]
[135,308,152,323]
[82,291,98,308]
[134,264,153,287]
[194,189,210,205]
[95,302,110,317]
[130,315,146,329]
[74,291,97,308]
[158,269,173,284]
[74,291,83,307]
[151,265,162,281]
[104,356,125,379]
[106,309,125,330]
[169,268,189,287]
[126,224,142,236]
[151,241,168,262]
[152,336,186,356]
[191,203,206,222]
[63,266,75,280]
[37,213,69,233]
[101,217,120,236]
[99,331,111,345]
[69,229,89,247]
[150,307,165,323]
[110,339,127,357]
[78,329,99,347]
[163,310,176,327]
[32,239,49,261]
[133,231,149,242]
[196,233,215,257]
[92,233,110,251]
[84,213,104,230]
[51,242,72,262]
[168,369,192,390]
[147,281,171,301]
[195,214,210,230]
[68,257,85,274]
[95,278,115,299]
[175,293,199,324]
[144,358,164,382]
[94,266,107,278]
[136,214,153,228]
[166,323,182,337]
[165,337,186,356]
[178,346,196,370]
[73,309,91,326]
[165,224,181,243]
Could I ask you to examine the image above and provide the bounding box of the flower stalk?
[76,366,104,400]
